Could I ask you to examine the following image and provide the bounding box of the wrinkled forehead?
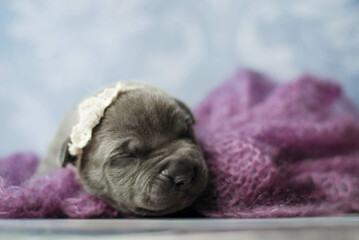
[98,88,188,146]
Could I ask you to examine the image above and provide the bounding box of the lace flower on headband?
[68,82,140,162]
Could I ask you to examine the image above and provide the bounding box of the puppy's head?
[63,84,208,216]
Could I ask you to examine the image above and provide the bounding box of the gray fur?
[38,82,208,216]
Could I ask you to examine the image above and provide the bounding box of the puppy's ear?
[60,137,77,167]
[174,99,195,125]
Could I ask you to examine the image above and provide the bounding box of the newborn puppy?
[38,82,208,216]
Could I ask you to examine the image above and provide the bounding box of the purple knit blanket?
[1,69,359,218]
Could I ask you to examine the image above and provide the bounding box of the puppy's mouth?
[137,175,202,214]
[133,159,208,215]
[137,191,198,214]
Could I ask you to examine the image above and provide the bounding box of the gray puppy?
[37,82,208,216]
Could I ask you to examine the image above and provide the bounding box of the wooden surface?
[1,217,359,239]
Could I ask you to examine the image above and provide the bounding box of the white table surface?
[1,217,359,240]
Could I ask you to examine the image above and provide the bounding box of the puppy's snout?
[160,159,196,191]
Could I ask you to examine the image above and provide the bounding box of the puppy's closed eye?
[108,138,141,167]
[109,154,137,167]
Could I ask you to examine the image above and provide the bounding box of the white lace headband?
[68,82,142,162]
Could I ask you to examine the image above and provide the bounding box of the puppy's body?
[38,82,208,216]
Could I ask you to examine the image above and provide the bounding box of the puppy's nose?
[160,160,196,191]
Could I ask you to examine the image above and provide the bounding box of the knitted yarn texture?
[193,69,359,217]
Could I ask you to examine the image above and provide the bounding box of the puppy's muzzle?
[159,159,196,191]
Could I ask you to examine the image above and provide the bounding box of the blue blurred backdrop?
[0,0,358,156]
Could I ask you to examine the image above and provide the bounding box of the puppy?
[37,82,208,216]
